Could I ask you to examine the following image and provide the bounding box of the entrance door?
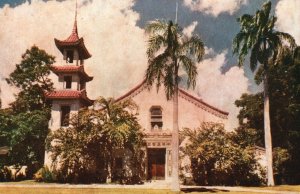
[147,148,166,180]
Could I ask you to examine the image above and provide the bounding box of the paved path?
[0,182,299,194]
[183,186,300,194]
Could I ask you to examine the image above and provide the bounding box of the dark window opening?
[61,106,71,126]
[64,76,72,89]
[66,50,74,63]
[150,107,163,130]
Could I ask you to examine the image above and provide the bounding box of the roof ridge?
[115,79,228,117]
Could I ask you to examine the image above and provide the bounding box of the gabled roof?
[115,80,229,119]
[51,65,93,82]
[45,89,93,106]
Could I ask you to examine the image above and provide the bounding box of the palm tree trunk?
[263,70,275,186]
[171,82,180,192]
[106,146,112,183]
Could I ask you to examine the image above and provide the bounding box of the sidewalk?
[182,186,300,194]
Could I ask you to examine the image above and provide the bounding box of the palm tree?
[94,97,139,183]
[232,1,296,186]
[145,20,204,191]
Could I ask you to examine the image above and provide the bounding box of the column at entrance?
[166,148,172,180]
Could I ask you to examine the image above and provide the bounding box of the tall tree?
[145,20,204,191]
[0,45,55,177]
[232,1,296,186]
[94,97,143,183]
[6,45,55,112]
[235,46,300,184]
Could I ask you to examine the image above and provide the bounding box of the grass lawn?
[247,185,300,192]
[0,188,266,194]
[1,181,300,194]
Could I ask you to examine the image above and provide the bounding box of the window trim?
[150,106,163,130]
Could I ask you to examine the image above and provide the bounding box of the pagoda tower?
[45,6,93,134]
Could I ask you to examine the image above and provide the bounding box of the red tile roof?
[45,89,93,106]
[45,90,82,98]
[51,65,93,82]
[63,20,79,43]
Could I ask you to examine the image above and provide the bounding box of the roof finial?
[75,0,78,22]
[175,1,178,24]
[72,0,78,35]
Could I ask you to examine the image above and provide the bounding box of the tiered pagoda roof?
[54,14,91,60]
[45,89,93,106]
[51,65,93,82]
[46,5,93,107]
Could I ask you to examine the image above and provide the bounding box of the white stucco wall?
[57,74,81,91]
[49,99,81,131]
[128,85,227,132]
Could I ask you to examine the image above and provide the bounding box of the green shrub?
[0,167,12,182]
[182,122,264,186]
[34,166,56,182]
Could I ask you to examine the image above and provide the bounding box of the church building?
[115,80,228,180]
[44,8,228,181]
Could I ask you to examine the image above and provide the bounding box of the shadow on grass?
[181,188,230,193]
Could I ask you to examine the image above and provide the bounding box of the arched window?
[150,106,163,130]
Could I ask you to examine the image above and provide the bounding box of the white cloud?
[183,0,247,17]
[0,0,248,130]
[183,21,198,38]
[275,0,300,45]
[194,50,249,130]
[0,0,148,107]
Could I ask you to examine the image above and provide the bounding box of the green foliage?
[0,110,50,178]
[0,46,54,179]
[9,110,49,169]
[232,127,262,148]
[182,122,264,186]
[233,1,296,185]
[46,97,145,184]
[34,166,56,182]
[145,20,204,99]
[0,166,12,182]
[233,1,296,70]
[6,45,55,112]
[235,46,300,184]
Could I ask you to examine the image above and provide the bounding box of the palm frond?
[145,52,169,91]
[262,1,272,19]
[232,32,246,55]
[275,31,296,49]
[249,42,260,71]
[179,55,197,89]
[146,34,165,58]
[180,35,205,62]
[164,64,175,100]
[145,20,168,35]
